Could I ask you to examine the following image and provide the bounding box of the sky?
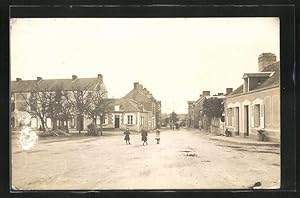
[10,18,279,114]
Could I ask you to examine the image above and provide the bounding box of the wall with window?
[224,87,280,142]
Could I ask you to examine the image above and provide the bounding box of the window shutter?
[232,109,235,129]
[124,115,127,124]
[260,104,265,128]
[250,105,254,128]
[133,114,136,125]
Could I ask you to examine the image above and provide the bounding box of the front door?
[235,107,239,135]
[114,115,120,128]
[244,106,249,136]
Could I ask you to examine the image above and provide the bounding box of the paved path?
[12,129,280,190]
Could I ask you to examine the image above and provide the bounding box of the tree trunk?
[78,115,82,134]
[65,119,69,133]
[40,117,46,132]
[100,119,103,136]
[52,118,57,130]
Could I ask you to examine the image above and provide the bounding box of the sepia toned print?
[10,18,280,190]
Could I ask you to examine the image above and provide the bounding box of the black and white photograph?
[10,17,281,190]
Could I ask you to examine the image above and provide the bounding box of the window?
[101,116,107,125]
[11,102,15,112]
[127,115,133,125]
[254,104,260,127]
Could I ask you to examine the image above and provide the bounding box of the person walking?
[155,130,160,144]
[141,129,148,146]
[123,128,131,145]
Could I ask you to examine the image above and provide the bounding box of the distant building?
[224,53,280,142]
[187,90,229,130]
[124,82,161,130]
[11,74,107,131]
[98,98,150,132]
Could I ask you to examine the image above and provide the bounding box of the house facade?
[99,98,150,132]
[187,89,230,130]
[124,82,161,130]
[11,74,108,131]
[224,53,280,142]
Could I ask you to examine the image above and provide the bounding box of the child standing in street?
[123,128,131,145]
[155,130,160,144]
[141,129,148,146]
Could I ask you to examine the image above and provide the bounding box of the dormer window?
[244,78,249,93]
[114,105,120,111]
[242,72,272,93]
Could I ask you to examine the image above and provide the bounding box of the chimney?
[226,88,233,95]
[258,53,277,72]
[72,75,78,80]
[97,74,103,82]
[134,82,139,89]
[202,91,210,96]
[199,94,202,98]
[218,93,223,96]
[37,77,42,81]
[16,78,22,82]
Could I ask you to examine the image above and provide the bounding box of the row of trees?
[21,83,110,135]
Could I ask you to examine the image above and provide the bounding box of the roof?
[11,78,107,93]
[242,72,273,79]
[124,84,158,103]
[228,61,280,96]
[102,98,145,112]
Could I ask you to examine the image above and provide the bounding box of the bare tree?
[44,85,63,131]
[69,83,94,134]
[86,91,111,136]
[21,84,50,132]
[59,91,73,133]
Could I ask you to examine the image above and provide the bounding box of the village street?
[12,128,280,190]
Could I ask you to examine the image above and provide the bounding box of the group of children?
[123,128,160,145]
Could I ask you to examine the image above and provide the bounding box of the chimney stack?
[218,93,223,96]
[16,78,22,82]
[37,77,42,81]
[226,88,233,95]
[258,53,277,72]
[202,91,210,96]
[72,75,78,80]
[134,82,139,89]
[97,74,103,82]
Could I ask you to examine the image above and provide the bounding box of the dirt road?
[12,128,280,190]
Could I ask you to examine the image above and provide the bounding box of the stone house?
[187,101,195,128]
[11,74,107,131]
[224,53,280,142]
[99,98,150,132]
[124,82,161,130]
[187,89,231,130]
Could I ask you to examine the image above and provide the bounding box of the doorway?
[235,107,239,135]
[244,105,249,136]
[114,115,120,128]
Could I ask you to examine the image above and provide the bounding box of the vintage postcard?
[10,17,280,190]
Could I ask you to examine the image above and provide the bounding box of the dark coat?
[141,131,148,142]
[124,130,130,140]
